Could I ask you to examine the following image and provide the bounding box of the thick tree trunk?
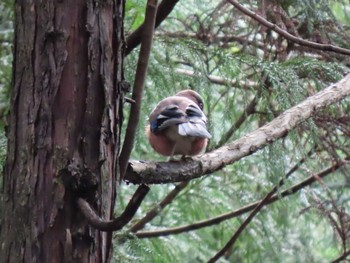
[0,1,124,262]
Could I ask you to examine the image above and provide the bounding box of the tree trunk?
[0,1,124,262]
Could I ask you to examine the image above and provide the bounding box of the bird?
[146,89,211,159]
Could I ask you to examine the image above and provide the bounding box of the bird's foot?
[181,155,193,161]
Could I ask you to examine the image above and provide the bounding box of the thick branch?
[119,0,158,180]
[135,160,347,238]
[125,74,350,184]
[125,0,179,56]
[226,0,350,56]
[77,184,150,232]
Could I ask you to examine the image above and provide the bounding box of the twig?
[216,95,258,148]
[208,184,275,262]
[330,249,350,263]
[125,73,350,184]
[174,68,257,89]
[125,0,179,56]
[77,184,150,231]
[156,31,266,50]
[119,0,158,181]
[130,181,189,232]
[207,158,346,262]
[125,97,136,104]
[226,0,350,56]
[135,159,346,238]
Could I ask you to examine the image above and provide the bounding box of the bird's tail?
[178,122,212,138]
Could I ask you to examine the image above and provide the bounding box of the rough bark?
[125,73,350,184]
[0,1,124,263]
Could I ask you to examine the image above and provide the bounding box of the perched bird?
[146,89,211,158]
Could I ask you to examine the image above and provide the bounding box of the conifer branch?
[135,159,347,238]
[226,0,350,56]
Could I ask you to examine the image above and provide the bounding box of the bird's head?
[175,89,204,110]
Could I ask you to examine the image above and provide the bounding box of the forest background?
[0,0,350,262]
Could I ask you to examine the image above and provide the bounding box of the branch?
[119,0,158,181]
[331,249,350,263]
[216,95,257,148]
[226,0,350,56]
[135,159,347,238]
[125,73,350,184]
[208,185,275,262]
[207,149,311,262]
[174,68,258,89]
[77,184,150,232]
[125,0,179,56]
[129,181,189,232]
[156,31,267,50]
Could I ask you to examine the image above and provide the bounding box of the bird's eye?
[199,102,204,110]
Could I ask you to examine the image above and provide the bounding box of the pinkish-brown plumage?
[146,90,211,157]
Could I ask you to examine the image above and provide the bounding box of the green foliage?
[0,0,12,195]
[0,0,13,121]
[119,0,350,262]
[125,0,146,32]
[1,0,349,262]
[332,2,350,25]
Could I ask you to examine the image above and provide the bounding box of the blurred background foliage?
[1,0,350,262]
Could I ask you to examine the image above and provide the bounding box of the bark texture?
[0,1,124,262]
[125,73,350,184]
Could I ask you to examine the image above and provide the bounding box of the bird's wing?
[178,105,212,138]
[150,104,186,133]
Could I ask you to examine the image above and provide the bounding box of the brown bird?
[146,90,211,158]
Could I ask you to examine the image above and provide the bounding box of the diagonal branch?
[77,184,150,232]
[125,0,179,56]
[216,95,258,148]
[135,159,347,238]
[226,0,350,56]
[129,181,189,232]
[208,184,277,262]
[125,73,350,184]
[208,150,314,262]
[119,0,158,181]
[331,249,350,263]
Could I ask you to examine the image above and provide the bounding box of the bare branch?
[207,149,311,262]
[119,0,158,181]
[125,0,179,56]
[129,181,189,232]
[331,249,350,263]
[135,159,347,238]
[226,0,350,56]
[77,184,150,232]
[156,31,266,50]
[174,68,257,89]
[125,74,350,184]
[208,185,276,262]
[216,95,258,148]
